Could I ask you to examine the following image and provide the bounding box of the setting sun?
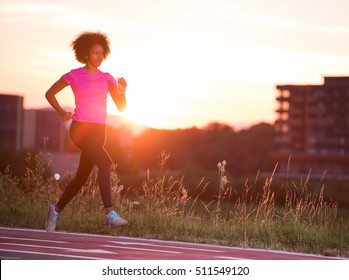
[107,90,191,129]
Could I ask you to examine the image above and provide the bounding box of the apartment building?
[0,94,24,151]
[272,76,349,179]
[0,93,67,153]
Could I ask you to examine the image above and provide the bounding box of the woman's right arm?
[45,77,72,122]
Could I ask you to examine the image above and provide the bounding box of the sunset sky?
[1,0,349,129]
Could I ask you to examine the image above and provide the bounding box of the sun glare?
[107,94,182,129]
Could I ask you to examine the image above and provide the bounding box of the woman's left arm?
[109,77,127,112]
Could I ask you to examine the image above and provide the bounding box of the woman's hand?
[109,78,127,112]
[60,111,73,122]
[117,77,127,93]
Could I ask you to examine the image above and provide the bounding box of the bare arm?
[109,77,127,112]
[45,77,72,122]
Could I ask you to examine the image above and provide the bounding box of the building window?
[280,101,289,111]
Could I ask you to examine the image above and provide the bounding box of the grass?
[0,151,348,258]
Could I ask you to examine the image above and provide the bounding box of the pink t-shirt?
[62,67,116,124]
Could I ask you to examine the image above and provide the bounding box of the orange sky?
[1,0,349,129]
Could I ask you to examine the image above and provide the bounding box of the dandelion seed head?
[117,185,124,193]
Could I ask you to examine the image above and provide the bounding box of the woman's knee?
[97,154,113,170]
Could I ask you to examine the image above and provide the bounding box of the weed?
[0,151,348,257]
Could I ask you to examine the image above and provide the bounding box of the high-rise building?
[272,76,349,179]
[0,93,67,153]
[0,94,23,151]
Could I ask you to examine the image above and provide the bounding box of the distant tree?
[131,122,274,178]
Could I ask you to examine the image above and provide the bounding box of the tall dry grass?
[0,151,348,257]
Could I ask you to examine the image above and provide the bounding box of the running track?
[0,227,346,260]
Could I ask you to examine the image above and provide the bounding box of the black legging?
[56,121,113,211]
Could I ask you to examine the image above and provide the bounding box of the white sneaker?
[105,210,128,227]
[45,203,60,232]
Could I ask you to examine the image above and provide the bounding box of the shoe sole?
[105,219,128,227]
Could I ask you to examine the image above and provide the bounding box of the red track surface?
[0,227,345,260]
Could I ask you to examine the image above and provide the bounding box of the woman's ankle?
[105,207,114,214]
[54,205,61,213]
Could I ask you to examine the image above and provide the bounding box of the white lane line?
[0,243,114,255]
[109,241,225,253]
[226,246,347,259]
[102,245,180,254]
[108,242,249,259]
[66,248,112,254]
[216,256,249,260]
[0,236,67,244]
[0,249,105,260]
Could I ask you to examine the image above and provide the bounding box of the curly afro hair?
[71,31,111,64]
